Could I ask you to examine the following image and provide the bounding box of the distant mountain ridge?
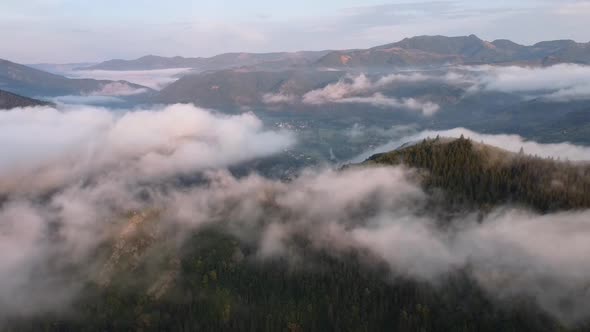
[82,35,590,72]
[0,58,153,97]
[77,51,332,71]
[317,35,590,68]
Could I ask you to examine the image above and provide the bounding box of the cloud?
[302,74,374,103]
[337,93,440,116]
[463,64,590,101]
[151,167,590,322]
[69,68,192,90]
[302,73,431,104]
[0,104,294,194]
[262,92,297,104]
[295,64,590,112]
[302,74,441,115]
[3,104,590,324]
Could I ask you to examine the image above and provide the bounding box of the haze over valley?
[2,1,590,331]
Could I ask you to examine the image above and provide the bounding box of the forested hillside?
[4,139,590,332]
[5,228,569,332]
[366,136,590,212]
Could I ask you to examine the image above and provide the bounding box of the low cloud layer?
[262,92,298,105]
[297,64,590,109]
[334,93,440,116]
[284,65,590,113]
[48,95,124,105]
[0,103,294,194]
[457,64,590,101]
[302,73,429,104]
[300,74,442,115]
[3,163,590,323]
[474,64,590,100]
[69,68,192,90]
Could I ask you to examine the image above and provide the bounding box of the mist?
[296,74,442,115]
[0,103,294,194]
[1,105,590,324]
[467,64,590,101]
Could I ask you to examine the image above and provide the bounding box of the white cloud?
[302,74,374,103]
[464,64,590,101]
[337,93,440,116]
[262,92,297,104]
[302,74,442,115]
[1,130,590,322]
[0,103,294,194]
[302,73,437,104]
[164,166,590,322]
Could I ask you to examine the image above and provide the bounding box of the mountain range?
[83,35,590,71]
[77,51,331,71]
[2,34,590,121]
[317,35,590,68]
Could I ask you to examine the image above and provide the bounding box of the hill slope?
[3,139,590,332]
[366,136,590,212]
[0,89,52,109]
[0,58,153,97]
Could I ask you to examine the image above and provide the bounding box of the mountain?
[150,35,590,114]
[80,36,590,72]
[78,51,332,71]
[155,69,344,108]
[316,35,590,68]
[0,58,153,97]
[365,136,590,212]
[0,89,53,109]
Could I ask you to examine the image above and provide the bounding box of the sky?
[2,0,590,63]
